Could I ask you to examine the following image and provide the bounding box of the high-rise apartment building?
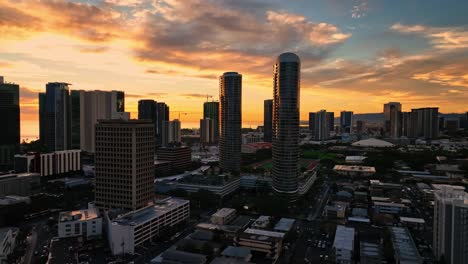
[409,107,439,139]
[95,119,155,210]
[401,112,412,137]
[41,82,72,151]
[384,102,402,137]
[263,99,273,143]
[308,112,316,137]
[219,72,242,173]
[327,112,335,132]
[168,119,181,143]
[156,102,170,146]
[71,90,125,153]
[272,52,300,202]
[315,110,330,141]
[203,101,219,141]
[340,111,353,133]
[0,77,20,171]
[433,186,468,264]
[200,118,215,144]
[39,93,46,146]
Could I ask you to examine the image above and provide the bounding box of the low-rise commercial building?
[326,204,347,219]
[333,225,355,264]
[241,142,272,154]
[58,203,102,240]
[333,165,376,177]
[390,227,423,264]
[373,201,407,215]
[156,146,191,173]
[107,197,190,255]
[211,208,236,225]
[174,173,240,198]
[14,150,81,177]
[0,172,40,197]
[234,228,284,259]
[221,246,252,262]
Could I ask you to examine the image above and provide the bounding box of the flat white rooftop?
[111,197,189,226]
[212,208,236,218]
[400,217,425,224]
[333,225,355,251]
[334,165,376,173]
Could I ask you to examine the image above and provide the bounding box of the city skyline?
[1,0,467,140]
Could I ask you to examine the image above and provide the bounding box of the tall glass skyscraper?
[272,52,300,202]
[0,77,20,171]
[42,82,72,151]
[263,99,273,143]
[219,72,242,174]
[203,101,219,141]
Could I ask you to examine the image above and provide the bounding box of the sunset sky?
[1,0,467,140]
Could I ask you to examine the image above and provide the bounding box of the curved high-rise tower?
[272,52,301,202]
[219,72,242,173]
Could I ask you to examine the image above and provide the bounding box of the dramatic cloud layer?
[0,0,467,139]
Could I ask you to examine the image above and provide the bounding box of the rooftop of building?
[212,208,236,218]
[351,138,395,148]
[333,165,376,173]
[196,223,243,233]
[369,180,402,187]
[177,172,238,186]
[431,184,465,190]
[59,204,99,223]
[251,215,271,228]
[400,217,425,224]
[373,201,406,208]
[278,52,300,63]
[435,164,465,172]
[161,249,207,264]
[110,197,189,226]
[390,227,422,263]
[221,246,251,258]
[241,228,285,240]
[345,156,367,162]
[360,241,381,259]
[274,218,295,232]
[333,225,355,251]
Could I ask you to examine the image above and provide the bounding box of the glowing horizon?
[1,0,467,140]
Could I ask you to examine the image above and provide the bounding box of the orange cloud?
[0,0,124,42]
[391,23,468,50]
